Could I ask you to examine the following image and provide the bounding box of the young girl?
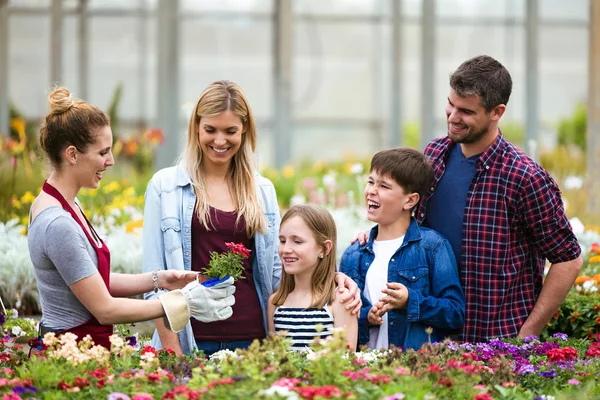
[268,205,357,351]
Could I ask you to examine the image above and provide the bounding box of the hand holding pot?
[158,277,236,332]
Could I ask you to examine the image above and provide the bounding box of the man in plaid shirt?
[414,55,582,342]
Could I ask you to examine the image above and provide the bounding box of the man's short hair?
[450,55,512,112]
[370,147,434,199]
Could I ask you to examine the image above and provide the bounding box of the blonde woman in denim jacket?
[142,81,361,356]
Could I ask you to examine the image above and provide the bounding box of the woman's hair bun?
[48,87,75,114]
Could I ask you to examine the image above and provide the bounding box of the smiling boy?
[339,148,465,350]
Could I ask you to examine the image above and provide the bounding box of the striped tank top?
[273,305,334,350]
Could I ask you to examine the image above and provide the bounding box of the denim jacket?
[339,218,465,350]
[142,164,282,354]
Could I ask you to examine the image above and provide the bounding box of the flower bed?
[2,316,600,400]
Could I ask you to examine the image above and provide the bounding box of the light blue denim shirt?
[142,164,282,354]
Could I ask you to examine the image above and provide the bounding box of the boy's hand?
[368,304,384,325]
[378,282,409,313]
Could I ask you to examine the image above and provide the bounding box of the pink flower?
[271,377,301,389]
[568,378,580,385]
[132,394,154,400]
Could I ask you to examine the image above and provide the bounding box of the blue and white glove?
[158,277,236,332]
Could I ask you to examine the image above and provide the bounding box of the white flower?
[350,163,363,175]
[564,176,583,190]
[210,349,238,362]
[290,194,306,206]
[10,309,18,319]
[582,280,598,293]
[11,326,22,336]
[258,386,300,399]
[322,173,337,188]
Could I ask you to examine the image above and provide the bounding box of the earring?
[318,255,324,259]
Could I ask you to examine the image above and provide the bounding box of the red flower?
[226,242,252,259]
[141,346,158,356]
[58,380,70,390]
[474,393,494,400]
[295,385,342,399]
[438,377,455,387]
[546,347,578,363]
[73,377,90,388]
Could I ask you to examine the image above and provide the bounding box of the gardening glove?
[158,277,236,333]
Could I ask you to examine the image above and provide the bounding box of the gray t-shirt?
[28,206,99,330]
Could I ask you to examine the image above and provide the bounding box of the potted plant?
[199,242,251,286]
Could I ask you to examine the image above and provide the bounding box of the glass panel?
[88,16,143,123]
[181,0,272,13]
[62,15,79,96]
[539,0,589,21]
[539,26,588,122]
[437,0,525,19]
[293,22,375,120]
[8,15,50,118]
[293,0,383,16]
[8,0,49,8]
[88,0,142,10]
[180,18,273,121]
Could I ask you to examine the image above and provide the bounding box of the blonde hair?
[271,205,338,309]
[40,87,110,168]
[182,80,265,237]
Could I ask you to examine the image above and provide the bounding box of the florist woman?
[142,80,361,356]
[27,87,236,349]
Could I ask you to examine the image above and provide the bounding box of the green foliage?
[402,121,421,148]
[557,103,587,151]
[203,243,251,281]
[499,121,525,146]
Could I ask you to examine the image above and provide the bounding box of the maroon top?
[190,206,265,341]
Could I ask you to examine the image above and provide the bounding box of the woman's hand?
[160,270,199,291]
[334,272,362,315]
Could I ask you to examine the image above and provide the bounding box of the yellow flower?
[312,160,325,173]
[20,227,27,235]
[20,191,35,204]
[10,118,26,140]
[282,165,295,179]
[11,196,22,209]
[125,218,144,234]
[122,187,136,197]
[103,181,121,194]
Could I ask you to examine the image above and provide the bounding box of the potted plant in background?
[199,242,251,287]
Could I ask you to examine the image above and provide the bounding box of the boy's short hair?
[370,147,434,198]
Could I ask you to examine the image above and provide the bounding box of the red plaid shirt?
[416,133,581,342]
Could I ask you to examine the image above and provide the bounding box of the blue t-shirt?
[423,144,479,270]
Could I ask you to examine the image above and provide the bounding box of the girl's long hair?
[272,205,337,308]
[182,80,266,236]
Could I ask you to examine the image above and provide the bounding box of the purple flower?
[552,332,568,341]
[12,386,26,394]
[125,335,138,347]
[523,335,539,343]
[518,364,536,375]
[0,313,5,325]
[538,370,557,379]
